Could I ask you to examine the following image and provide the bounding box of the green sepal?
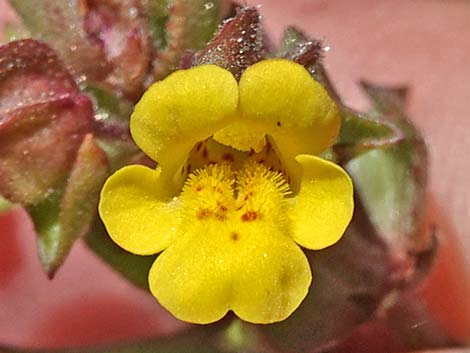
[346,82,429,253]
[347,143,427,249]
[278,23,431,273]
[27,189,64,276]
[338,110,397,144]
[28,135,109,277]
[334,109,403,162]
[143,0,170,50]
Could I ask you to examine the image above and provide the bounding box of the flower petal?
[238,59,340,157]
[231,223,311,323]
[130,65,238,174]
[149,219,311,324]
[99,165,180,255]
[289,155,354,250]
[213,119,266,152]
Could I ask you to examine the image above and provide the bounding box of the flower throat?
[180,161,291,226]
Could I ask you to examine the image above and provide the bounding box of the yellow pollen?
[181,164,235,221]
[180,161,291,223]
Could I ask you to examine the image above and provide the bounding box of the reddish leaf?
[0,39,79,115]
[193,6,265,79]
[0,40,93,205]
[278,26,323,68]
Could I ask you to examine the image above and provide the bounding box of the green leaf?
[84,218,155,290]
[27,189,64,275]
[143,0,171,50]
[338,110,397,144]
[28,135,109,277]
[347,139,427,250]
[256,80,430,352]
[152,0,223,78]
[334,109,403,162]
[346,83,429,252]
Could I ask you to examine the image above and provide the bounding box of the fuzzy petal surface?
[238,59,340,157]
[130,65,239,174]
[289,155,354,250]
[99,165,180,255]
[149,219,311,324]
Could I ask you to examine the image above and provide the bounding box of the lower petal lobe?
[99,165,180,255]
[289,155,354,250]
[149,217,311,324]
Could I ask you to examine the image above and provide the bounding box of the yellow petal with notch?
[149,218,311,324]
[238,59,340,158]
[130,65,239,175]
[99,165,180,255]
[289,154,353,250]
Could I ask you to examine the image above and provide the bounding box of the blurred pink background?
[0,0,469,350]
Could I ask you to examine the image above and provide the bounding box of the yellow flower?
[99,59,354,324]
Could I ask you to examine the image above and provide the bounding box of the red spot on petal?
[196,209,211,219]
[241,211,258,222]
[222,153,234,162]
